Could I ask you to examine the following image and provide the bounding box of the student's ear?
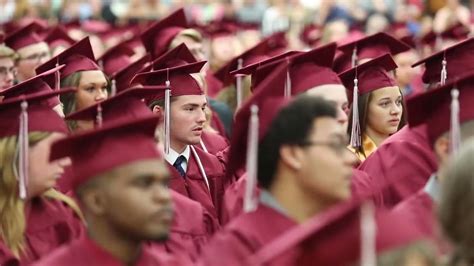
[152,105,163,117]
[279,145,304,171]
[434,135,450,166]
[82,187,107,216]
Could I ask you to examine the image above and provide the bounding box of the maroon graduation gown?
[198,203,296,266]
[21,196,84,264]
[0,242,19,266]
[167,147,226,223]
[161,191,220,261]
[358,125,438,208]
[31,236,188,266]
[199,131,229,160]
[391,190,450,252]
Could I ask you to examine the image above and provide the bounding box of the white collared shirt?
[423,173,440,203]
[259,190,289,217]
[164,146,191,172]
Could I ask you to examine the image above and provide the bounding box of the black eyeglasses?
[297,139,349,155]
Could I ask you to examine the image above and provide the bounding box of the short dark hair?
[258,95,337,189]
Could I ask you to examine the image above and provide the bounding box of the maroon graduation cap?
[0,65,65,107]
[412,37,474,86]
[407,71,474,152]
[250,43,341,95]
[43,25,76,50]
[97,42,135,76]
[50,115,162,191]
[141,43,197,73]
[300,24,322,47]
[111,54,151,94]
[0,89,74,199]
[214,31,288,87]
[4,22,45,50]
[336,32,410,72]
[35,37,100,78]
[65,86,165,126]
[141,8,189,58]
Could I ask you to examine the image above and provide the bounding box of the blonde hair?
[0,44,17,59]
[0,132,83,257]
[169,28,203,50]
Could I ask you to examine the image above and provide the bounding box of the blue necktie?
[173,155,186,177]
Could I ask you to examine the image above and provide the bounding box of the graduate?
[140,8,232,138]
[0,35,16,91]
[65,86,221,260]
[221,44,376,221]
[4,22,50,81]
[391,71,474,252]
[36,37,108,127]
[43,25,76,57]
[358,38,474,208]
[132,62,227,224]
[198,63,356,265]
[0,84,84,264]
[32,116,186,266]
[339,54,405,162]
[140,43,230,158]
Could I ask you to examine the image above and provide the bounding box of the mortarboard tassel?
[164,69,171,155]
[450,88,461,155]
[360,201,376,266]
[96,103,103,127]
[236,58,244,109]
[18,100,29,200]
[244,105,259,213]
[351,46,358,68]
[199,139,209,153]
[440,53,447,86]
[350,69,361,148]
[55,60,60,91]
[284,59,292,98]
[98,59,104,71]
[110,79,117,97]
[190,146,211,191]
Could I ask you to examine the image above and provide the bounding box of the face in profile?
[170,94,207,150]
[28,132,70,198]
[296,117,356,204]
[98,159,173,241]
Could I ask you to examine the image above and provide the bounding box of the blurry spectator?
[0,0,15,23]
[366,13,389,34]
[320,19,349,44]
[261,0,290,36]
[236,0,267,24]
[394,50,424,96]
[433,0,470,33]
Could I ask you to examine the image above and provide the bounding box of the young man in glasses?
[198,63,356,265]
[5,22,50,82]
[0,40,16,91]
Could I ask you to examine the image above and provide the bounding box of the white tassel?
[110,79,117,97]
[236,58,244,110]
[18,101,29,200]
[55,61,60,90]
[350,77,361,148]
[351,47,358,68]
[450,88,461,155]
[440,56,447,86]
[360,201,376,266]
[190,146,210,191]
[164,79,171,155]
[244,105,259,213]
[96,103,103,127]
[199,139,209,153]
[284,63,292,98]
